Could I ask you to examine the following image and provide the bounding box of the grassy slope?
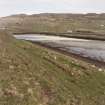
[0,30,105,105]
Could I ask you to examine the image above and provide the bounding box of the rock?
[54,56,57,60]
[100,24,105,27]
[27,88,33,95]
[91,65,96,68]
[98,68,103,72]
[9,65,14,69]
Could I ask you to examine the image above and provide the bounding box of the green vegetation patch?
[0,30,105,105]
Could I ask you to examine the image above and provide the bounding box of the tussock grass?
[0,30,105,105]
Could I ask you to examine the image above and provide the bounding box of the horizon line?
[1,12,105,17]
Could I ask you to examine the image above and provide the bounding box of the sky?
[0,0,105,17]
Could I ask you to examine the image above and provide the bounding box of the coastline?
[31,41,105,68]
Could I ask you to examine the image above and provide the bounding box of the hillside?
[1,13,105,39]
[0,30,105,105]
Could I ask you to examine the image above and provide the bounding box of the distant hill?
[0,13,104,33]
[1,13,105,39]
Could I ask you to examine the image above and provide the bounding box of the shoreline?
[31,41,105,68]
[14,33,105,68]
[14,32,105,41]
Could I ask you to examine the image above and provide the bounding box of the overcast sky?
[0,0,105,17]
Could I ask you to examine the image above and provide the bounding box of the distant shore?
[14,32,105,41]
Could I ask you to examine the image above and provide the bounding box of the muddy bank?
[14,34,105,68]
[31,41,105,68]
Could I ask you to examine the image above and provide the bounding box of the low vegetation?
[1,13,105,39]
[0,30,105,105]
